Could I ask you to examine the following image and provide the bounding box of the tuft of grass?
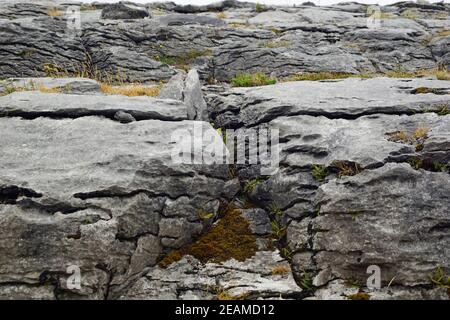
[228,22,250,29]
[100,83,161,97]
[436,30,450,37]
[387,131,410,143]
[271,220,286,239]
[80,4,97,11]
[216,12,227,19]
[433,162,449,173]
[311,164,327,182]
[260,40,292,49]
[231,72,276,87]
[347,292,371,300]
[413,127,429,141]
[334,161,362,178]
[401,8,419,20]
[298,271,314,291]
[38,86,61,94]
[153,49,213,71]
[286,72,358,82]
[198,209,214,221]
[436,104,450,116]
[158,208,257,267]
[430,267,450,289]
[216,290,248,300]
[412,87,441,94]
[255,3,266,13]
[271,265,291,276]
[281,247,293,261]
[243,178,260,194]
[408,157,423,170]
[268,203,284,218]
[47,8,63,17]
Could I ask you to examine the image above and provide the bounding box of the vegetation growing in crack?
[387,126,429,152]
[311,164,327,182]
[153,49,213,71]
[346,292,371,300]
[255,3,266,13]
[158,206,257,267]
[333,161,362,178]
[243,178,261,194]
[231,72,277,87]
[260,40,292,49]
[430,267,450,291]
[100,83,161,97]
[271,264,291,275]
[298,271,314,292]
[436,104,450,116]
[47,7,63,17]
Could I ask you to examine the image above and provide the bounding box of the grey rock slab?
[241,208,272,236]
[119,251,302,300]
[183,69,208,121]
[0,77,101,94]
[210,77,450,128]
[312,280,449,300]
[288,163,450,290]
[0,92,188,121]
[0,116,235,298]
[101,3,150,20]
[0,17,87,78]
[159,72,186,100]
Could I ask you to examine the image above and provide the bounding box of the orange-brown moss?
[347,292,371,300]
[159,208,257,268]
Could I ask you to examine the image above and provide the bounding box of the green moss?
[159,208,257,267]
[231,72,276,87]
[347,292,371,300]
[311,164,327,182]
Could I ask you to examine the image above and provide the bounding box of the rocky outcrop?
[0,90,236,299]
[0,1,449,301]
[101,3,150,20]
[1,1,449,82]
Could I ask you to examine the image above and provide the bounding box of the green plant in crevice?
[311,164,327,182]
[268,203,284,218]
[429,267,450,289]
[433,162,449,172]
[255,2,266,13]
[408,158,423,170]
[298,271,314,291]
[271,220,286,238]
[436,104,450,116]
[281,247,293,261]
[243,178,260,194]
[231,72,277,87]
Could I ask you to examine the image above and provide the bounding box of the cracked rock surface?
[0,0,449,300]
